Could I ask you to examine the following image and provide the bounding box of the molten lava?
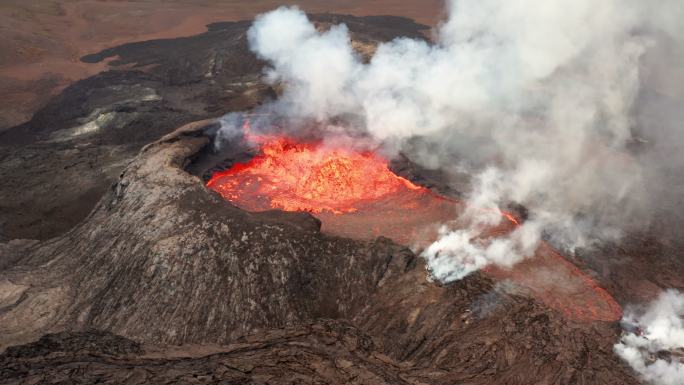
[207,131,622,323]
[208,135,423,214]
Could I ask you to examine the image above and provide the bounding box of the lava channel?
[207,132,622,322]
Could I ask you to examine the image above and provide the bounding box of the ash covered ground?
[0,4,683,385]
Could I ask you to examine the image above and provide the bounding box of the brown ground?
[0,0,445,131]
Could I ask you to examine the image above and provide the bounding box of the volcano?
[4,8,681,385]
[207,128,622,323]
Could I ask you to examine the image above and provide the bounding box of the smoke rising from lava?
[615,290,684,385]
[207,3,684,380]
[227,0,684,283]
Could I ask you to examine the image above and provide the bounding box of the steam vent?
[1,2,683,385]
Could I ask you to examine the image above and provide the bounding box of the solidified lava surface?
[207,132,622,322]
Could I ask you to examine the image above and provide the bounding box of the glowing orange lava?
[207,132,622,323]
[208,135,423,214]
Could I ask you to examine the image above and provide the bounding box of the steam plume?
[615,290,684,385]
[221,2,683,281]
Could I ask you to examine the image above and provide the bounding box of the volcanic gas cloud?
[207,131,621,322]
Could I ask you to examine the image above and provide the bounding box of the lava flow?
[207,131,622,322]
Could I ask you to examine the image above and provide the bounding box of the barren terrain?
[0,0,444,130]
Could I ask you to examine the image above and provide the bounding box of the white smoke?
[232,1,683,281]
[424,219,541,282]
[615,290,684,385]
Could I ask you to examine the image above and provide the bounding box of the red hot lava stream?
[207,132,622,322]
